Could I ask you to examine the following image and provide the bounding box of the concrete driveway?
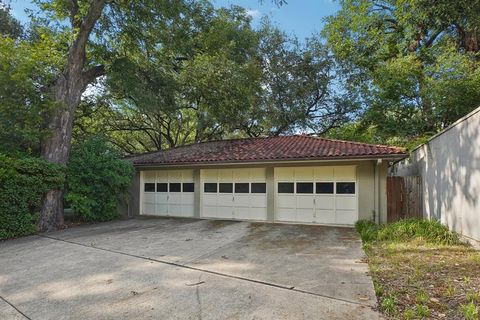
[0,218,380,319]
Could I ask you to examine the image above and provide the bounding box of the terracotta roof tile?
[128,135,406,166]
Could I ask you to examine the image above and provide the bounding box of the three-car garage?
[130,135,406,226]
[139,165,359,225]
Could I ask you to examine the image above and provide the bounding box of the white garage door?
[275,166,358,225]
[141,170,195,217]
[201,168,267,221]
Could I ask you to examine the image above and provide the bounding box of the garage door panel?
[144,171,156,183]
[335,196,356,210]
[168,204,182,216]
[203,169,218,180]
[202,206,216,218]
[233,208,249,220]
[217,194,233,203]
[182,205,194,216]
[335,210,357,225]
[182,170,194,181]
[295,167,314,180]
[182,194,195,205]
[315,210,335,224]
[249,207,267,220]
[276,208,296,221]
[296,209,314,223]
[277,195,295,208]
[315,196,334,210]
[234,195,250,207]
[156,204,168,215]
[155,192,168,203]
[143,193,156,203]
[156,171,168,181]
[296,196,314,209]
[169,193,182,203]
[250,168,266,181]
[334,166,356,181]
[143,203,156,215]
[203,194,218,206]
[233,168,250,181]
[250,195,266,208]
[314,167,334,180]
[168,171,182,180]
[218,169,233,181]
[275,168,294,181]
[216,206,233,217]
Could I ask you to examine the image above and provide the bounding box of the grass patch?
[356,219,480,319]
[355,218,462,245]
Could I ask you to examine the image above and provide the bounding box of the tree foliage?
[0,34,62,154]
[324,0,480,145]
[65,136,134,222]
[0,3,23,38]
[74,14,353,154]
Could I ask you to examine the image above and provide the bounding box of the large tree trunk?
[38,0,106,232]
[38,75,84,231]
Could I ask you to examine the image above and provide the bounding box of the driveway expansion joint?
[0,295,31,320]
[38,234,375,309]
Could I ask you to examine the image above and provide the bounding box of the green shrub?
[66,136,134,222]
[0,154,65,239]
[355,219,379,243]
[355,218,462,246]
[377,218,462,245]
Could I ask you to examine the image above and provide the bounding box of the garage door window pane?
[278,182,294,193]
[144,183,155,192]
[219,183,233,193]
[169,183,181,192]
[182,183,194,192]
[296,182,313,194]
[251,183,266,193]
[235,183,249,193]
[316,182,333,194]
[156,183,168,192]
[204,183,217,193]
[336,182,355,194]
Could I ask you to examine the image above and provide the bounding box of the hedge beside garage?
[0,154,65,240]
[65,136,134,222]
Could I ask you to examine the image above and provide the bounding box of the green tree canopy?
[323,0,480,144]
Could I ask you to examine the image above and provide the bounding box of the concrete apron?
[0,218,381,320]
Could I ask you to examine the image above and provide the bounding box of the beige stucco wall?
[125,159,390,224]
[393,107,480,244]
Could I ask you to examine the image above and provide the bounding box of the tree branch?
[82,65,105,87]
[69,0,81,29]
[68,0,106,73]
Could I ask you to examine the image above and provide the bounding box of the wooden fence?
[387,176,422,222]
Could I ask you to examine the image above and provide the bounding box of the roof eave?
[132,153,407,168]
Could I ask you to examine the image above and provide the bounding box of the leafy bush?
[66,136,134,222]
[0,154,65,239]
[355,218,462,245]
[355,219,379,243]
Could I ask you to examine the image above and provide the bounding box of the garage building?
[124,135,406,225]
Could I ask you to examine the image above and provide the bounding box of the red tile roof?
[128,135,406,166]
